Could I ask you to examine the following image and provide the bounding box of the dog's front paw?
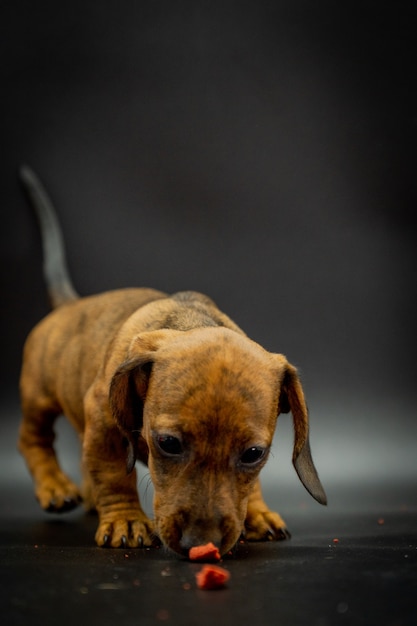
[244,509,291,542]
[95,513,156,548]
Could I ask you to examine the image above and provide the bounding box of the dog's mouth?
[170,537,239,560]
[155,515,242,558]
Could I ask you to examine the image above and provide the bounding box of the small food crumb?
[332,538,339,544]
[182,582,191,590]
[377,518,385,525]
[189,542,221,562]
[195,564,230,590]
[161,567,172,577]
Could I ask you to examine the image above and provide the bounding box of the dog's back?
[20,283,244,433]
[20,288,166,431]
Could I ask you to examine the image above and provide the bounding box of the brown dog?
[18,166,326,556]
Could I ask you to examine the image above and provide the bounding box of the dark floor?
[1,475,416,626]
[0,392,415,626]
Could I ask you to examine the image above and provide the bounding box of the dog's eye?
[156,435,183,456]
[240,446,266,466]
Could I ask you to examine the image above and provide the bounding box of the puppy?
[18,166,326,556]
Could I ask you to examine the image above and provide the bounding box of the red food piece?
[189,542,221,562]
[195,565,230,590]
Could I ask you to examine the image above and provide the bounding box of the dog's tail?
[19,165,79,309]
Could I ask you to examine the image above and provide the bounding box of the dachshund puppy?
[18,167,326,556]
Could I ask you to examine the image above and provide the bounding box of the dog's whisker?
[138,473,154,510]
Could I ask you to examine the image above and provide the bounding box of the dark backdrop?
[1,1,416,491]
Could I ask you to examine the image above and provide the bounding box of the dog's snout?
[172,506,244,556]
[179,523,223,553]
[166,507,227,553]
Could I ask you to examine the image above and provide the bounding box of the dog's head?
[110,327,326,556]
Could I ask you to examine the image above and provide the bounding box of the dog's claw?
[45,499,57,512]
[265,526,291,541]
[244,508,291,543]
[278,527,291,540]
[96,515,155,548]
[43,494,81,513]
[62,496,80,512]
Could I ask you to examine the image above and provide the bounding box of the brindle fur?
[18,166,326,555]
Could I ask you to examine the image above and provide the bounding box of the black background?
[2,0,416,487]
[1,4,417,624]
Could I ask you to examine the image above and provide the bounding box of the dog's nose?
[179,528,222,553]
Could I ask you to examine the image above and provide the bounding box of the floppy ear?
[278,359,327,505]
[109,355,153,474]
[109,329,183,473]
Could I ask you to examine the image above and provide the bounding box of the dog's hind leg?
[18,398,82,512]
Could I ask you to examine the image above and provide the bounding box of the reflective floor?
[1,473,416,626]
